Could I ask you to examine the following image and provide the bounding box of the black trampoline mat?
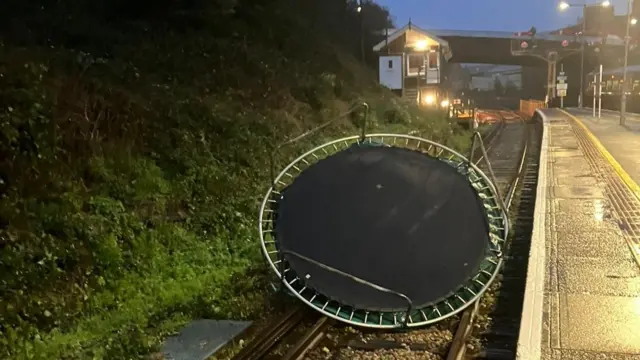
[274,144,491,312]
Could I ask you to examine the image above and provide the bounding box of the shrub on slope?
[0,1,469,358]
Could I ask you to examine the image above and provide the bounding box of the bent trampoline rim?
[258,133,509,328]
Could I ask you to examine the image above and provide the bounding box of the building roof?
[372,22,452,58]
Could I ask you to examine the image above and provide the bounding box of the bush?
[0,1,471,358]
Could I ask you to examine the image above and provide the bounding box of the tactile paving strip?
[567,117,640,266]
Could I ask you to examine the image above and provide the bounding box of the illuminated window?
[407,54,424,75]
[428,52,438,69]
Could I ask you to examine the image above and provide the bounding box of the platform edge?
[515,109,547,360]
[558,108,640,201]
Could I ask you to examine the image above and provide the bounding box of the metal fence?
[519,99,547,117]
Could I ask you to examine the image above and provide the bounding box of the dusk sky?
[376,0,632,32]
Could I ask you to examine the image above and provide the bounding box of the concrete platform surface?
[525,109,640,360]
[562,107,640,186]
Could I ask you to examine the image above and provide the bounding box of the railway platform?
[518,108,640,360]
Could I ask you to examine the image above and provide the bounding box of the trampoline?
[259,134,508,329]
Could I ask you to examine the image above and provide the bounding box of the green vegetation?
[0,0,470,358]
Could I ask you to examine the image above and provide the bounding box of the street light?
[558,0,611,107]
[620,0,636,125]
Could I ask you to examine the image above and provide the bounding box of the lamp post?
[558,0,610,108]
[621,0,636,126]
[357,0,365,62]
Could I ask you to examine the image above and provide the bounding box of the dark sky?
[376,0,630,32]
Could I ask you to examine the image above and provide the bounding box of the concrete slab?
[552,212,619,234]
[550,139,580,149]
[553,175,600,186]
[559,349,640,360]
[555,230,633,260]
[550,149,584,158]
[552,198,612,216]
[162,319,252,360]
[556,257,640,296]
[557,293,640,354]
[551,186,605,199]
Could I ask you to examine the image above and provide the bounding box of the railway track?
[229,111,541,360]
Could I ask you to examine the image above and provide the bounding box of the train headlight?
[424,95,435,105]
[440,99,449,108]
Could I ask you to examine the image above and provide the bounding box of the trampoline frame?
[259,132,509,329]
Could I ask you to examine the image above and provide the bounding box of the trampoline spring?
[335,306,342,316]
[436,148,444,157]
[321,301,329,310]
[420,310,428,321]
[288,277,298,285]
[298,286,307,294]
[487,258,498,265]
[464,287,477,296]
[364,312,369,323]
[332,144,338,151]
[473,278,486,287]
[433,307,442,317]
[277,180,287,186]
[480,269,492,277]
[321,148,329,155]
[393,313,398,325]
[349,311,355,321]
[392,137,397,145]
[301,158,310,165]
[404,138,409,146]
[309,294,317,302]
[284,172,294,178]
[444,301,455,311]
[262,219,273,223]
[455,294,465,303]
[312,153,320,159]
[292,165,301,172]
[264,240,275,244]
[268,199,278,203]
[274,260,282,265]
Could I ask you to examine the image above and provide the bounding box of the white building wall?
[378,55,403,90]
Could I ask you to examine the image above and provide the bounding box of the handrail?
[268,102,369,186]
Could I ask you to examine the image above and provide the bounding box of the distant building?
[372,22,452,106]
[467,65,522,91]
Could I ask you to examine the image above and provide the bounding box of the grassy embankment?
[0,1,471,358]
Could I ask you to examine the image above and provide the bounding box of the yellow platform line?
[558,108,640,201]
